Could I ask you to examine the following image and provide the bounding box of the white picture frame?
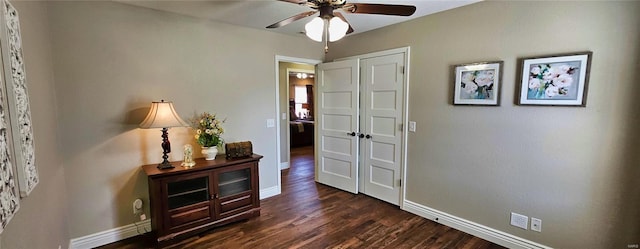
[518,52,592,106]
[453,61,503,106]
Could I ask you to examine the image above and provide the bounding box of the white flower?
[463,82,478,94]
[461,72,475,85]
[530,66,541,75]
[545,85,559,98]
[474,73,494,87]
[205,129,213,135]
[196,129,202,135]
[559,64,571,73]
[553,74,573,88]
[528,78,541,89]
[549,66,566,77]
[542,71,554,83]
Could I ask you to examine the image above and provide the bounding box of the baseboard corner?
[260,185,280,200]
[280,162,290,170]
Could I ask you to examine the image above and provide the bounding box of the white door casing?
[360,53,405,205]
[316,59,360,194]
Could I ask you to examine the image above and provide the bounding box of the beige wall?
[47,1,323,238]
[327,1,640,248]
[278,62,315,166]
[0,2,69,248]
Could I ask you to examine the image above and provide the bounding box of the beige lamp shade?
[139,100,188,128]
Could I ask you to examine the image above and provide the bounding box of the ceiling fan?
[266,0,416,52]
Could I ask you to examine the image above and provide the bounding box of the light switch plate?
[409,121,416,132]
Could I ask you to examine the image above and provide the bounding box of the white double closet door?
[316,51,406,205]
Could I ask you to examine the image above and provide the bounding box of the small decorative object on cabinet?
[225,141,253,159]
[201,146,218,160]
[181,144,195,167]
[143,154,262,247]
[190,112,225,160]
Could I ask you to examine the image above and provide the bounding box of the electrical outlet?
[510,212,528,230]
[531,217,542,232]
[140,213,147,221]
[133,199,143,214]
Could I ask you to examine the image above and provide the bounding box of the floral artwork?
[0,55,19,234]
[3,0,37,196]
[190,112,225,148]
[519,52,592,106]
[453,61,503,105]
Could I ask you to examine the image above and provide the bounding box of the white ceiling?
[117,0,481,38]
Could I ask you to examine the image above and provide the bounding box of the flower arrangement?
[191,112,225,148]
[461,69,495,99]
[527,63,576,98]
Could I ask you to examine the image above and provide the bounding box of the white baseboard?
[402,200,552,249]
[259,185,280,200]
[69,219,151,249]
[280,162,290,170]
[68,186,280,249]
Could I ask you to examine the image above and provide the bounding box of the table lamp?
[139,100,188,169]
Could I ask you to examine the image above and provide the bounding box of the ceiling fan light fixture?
[305,17,324,42]
[328,16,348,42]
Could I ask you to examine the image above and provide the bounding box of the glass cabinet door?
[218,168,251,198]
[167,175,210,210]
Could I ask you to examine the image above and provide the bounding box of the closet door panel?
[316,59,360,194]
[361,53,405,205]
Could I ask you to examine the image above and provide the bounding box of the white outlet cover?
[510,212,528,230]
[531,217,542,232]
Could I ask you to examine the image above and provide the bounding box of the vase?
[201,146,218,160]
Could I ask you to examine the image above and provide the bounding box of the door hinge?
[398,179,402,187]
[400,66,405,74]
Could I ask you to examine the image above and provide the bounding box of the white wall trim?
[403,200,552,249]
[69,219,151,249]
[280,162,290,170]
[68,185,280,249]
[274,55,321,198]
[260,185,281,200]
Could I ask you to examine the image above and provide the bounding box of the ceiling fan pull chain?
[324,20,329,53]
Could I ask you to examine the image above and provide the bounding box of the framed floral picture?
[453,61,503,106]
[518,52,592,106]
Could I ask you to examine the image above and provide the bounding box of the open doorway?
[286,68,316,188]
[275,56,320,195]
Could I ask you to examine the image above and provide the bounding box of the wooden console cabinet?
[142,154,262,247]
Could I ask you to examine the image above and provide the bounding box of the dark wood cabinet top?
[143,154,263,178]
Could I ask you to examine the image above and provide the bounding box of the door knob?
[358,133,365,138]
[347,132,356,136]
[365,134,372,139]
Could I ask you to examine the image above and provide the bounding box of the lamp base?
[157,160,174,169]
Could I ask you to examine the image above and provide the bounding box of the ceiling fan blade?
[266,10,318,29]
[277,0,307,5]
[333,12,354,34]
[344,3,416,16]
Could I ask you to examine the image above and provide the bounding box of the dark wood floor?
[99,146,505,249]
